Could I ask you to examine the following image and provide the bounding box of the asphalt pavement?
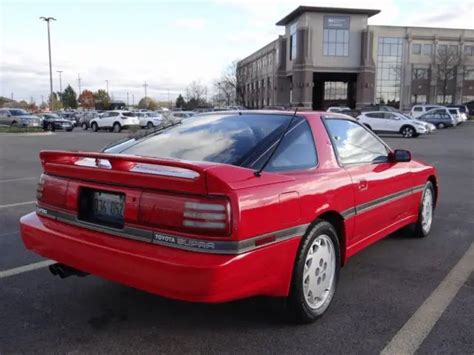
[0,126,473,354]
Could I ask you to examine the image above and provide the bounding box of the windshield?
[107,113,294,165]
[10,109,29,116]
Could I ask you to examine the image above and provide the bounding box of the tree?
[185,81,209,109]
[216,61,241,106]
[175,94,186,108]
[94,89,111,110]
[434,46,464,104]
[49,93,63,110]
[61,85,78,109]
[138,97,158,110]
[78,90,95,109]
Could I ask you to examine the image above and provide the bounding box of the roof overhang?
[276,6,381,26]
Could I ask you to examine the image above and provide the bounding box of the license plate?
[79,189,125,228]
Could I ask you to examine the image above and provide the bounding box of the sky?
[1,0,473,104]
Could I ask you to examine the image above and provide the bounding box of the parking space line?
[381,242,474,355]
[0,201,36,209]
[0,177,37,183]
[0,260,55,279]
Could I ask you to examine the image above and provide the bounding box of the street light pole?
[56,70,63,92]
[40,16,56,110]
[105,80,109,94]
[143,82,148,98]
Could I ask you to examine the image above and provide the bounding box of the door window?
[325,119,389,165]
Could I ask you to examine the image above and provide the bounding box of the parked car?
[447,107,467,124]
[463,100,474,116]
[57,112,78,127]
[136,112,163,129]
[357,111,428,138]
[360,105,400,113]
[446,105,469,121]
[79,112,100,130]
[410,104,444,118]
[20,111,438,323]
[38,113,74,131]
[0,108,42,127]
[416,108,456,128]
[169,111,196,121]
[327,106,351,113]
[89,110,140,132]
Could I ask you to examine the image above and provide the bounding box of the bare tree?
[433,46,464,104]
[215,61,248,106]
[186,81,207,102]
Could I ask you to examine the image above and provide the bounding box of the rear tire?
[414,182,435,238]
[82,123,88,130]
[437,123,445,129]
[91,122,98,132]
[146,121,154,129]
[47,123,54,131]
[287,220,340,323]
[113,122,121,133]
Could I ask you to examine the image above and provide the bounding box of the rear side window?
[109,112,119,117]
[112,113,295,166]
[325,119,389,165]
[122,112,135,117]
[252,120,317,172]
[366,112,384,118]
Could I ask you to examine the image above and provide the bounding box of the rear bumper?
[20,212,300,302]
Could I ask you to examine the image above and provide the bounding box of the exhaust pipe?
[49,263,89,279]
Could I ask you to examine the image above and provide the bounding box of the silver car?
[0,108,42,127]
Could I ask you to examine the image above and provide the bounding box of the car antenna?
[254,107,298,177]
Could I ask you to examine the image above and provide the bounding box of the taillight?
[139,193,231,236]
[36,174,45,200]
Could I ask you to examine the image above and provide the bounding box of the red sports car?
[20,111,438,322]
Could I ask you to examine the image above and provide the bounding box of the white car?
[169,111,196,120]
[89,110,140,133]
[357,111,428,138]
[411,104,445,118]
[136,112,163,129]
[327,106,351,113]
[447,107,465,124]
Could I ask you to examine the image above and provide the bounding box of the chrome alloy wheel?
[421,188,433,234]
[402,126,415,138]
[302,234,336,310]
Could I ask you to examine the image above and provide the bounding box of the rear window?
[109,113,295,165]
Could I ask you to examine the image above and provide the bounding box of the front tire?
[287,220,340,323]
[91,122,98,132]
[414,182,435,238]
[437,122,445,129]
[401,126,415,138]
[47,123,55,131]
[82,123,88,130]
[146,121,154,129]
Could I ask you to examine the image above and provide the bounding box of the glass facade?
[376,37,404,107]
[323,16,349,56]
[290,23,297,60]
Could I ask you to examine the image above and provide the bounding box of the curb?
[0,131,56,137]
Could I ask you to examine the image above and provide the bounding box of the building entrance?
[313,72,358,110]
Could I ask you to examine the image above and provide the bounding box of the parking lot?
[0,126,473,353]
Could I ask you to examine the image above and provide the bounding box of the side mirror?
[392,149,411,162]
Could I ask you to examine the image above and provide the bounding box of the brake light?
[36,174,69,209]
[139,193,231,236]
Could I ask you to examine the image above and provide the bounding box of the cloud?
[173,18,206,30]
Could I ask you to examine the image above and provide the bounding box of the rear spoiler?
[39,150,209,194]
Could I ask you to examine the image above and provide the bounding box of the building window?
[449,45,458,55]
[437,95,453,104]
[464,46,474,56]
[412,68,429,80]
[411,94,427,104]
[465,69,474,81]
[376,37,404,107]
[323,16,349,57]
[412,43,421,55]
[324,82,348,101]
[423,44,433,56]
[438,44,447,55]
[289,23,297,61]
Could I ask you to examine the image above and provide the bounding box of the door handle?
[358,179,368,191]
